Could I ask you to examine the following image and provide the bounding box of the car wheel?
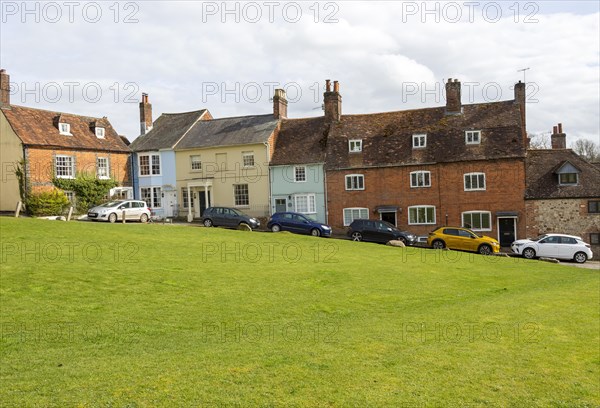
[271,224,281,232]
[238,222,251,231]
[311,228,321,237]
[351,232,362,241]
[522,247,536,259]
[432,240,445,249]
[203,219,213,227]
[140,213,148,223]
[108,213,117,223]
[574,252,587,264]
[478,244,492,255]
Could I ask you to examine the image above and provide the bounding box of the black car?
[267,212,332,237]
[347,219,416,245]
[202,207,260,230]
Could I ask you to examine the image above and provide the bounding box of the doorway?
[275,198,287,213]
[380,211,397,226]
[163,191,176,217]
[498,217,517,247]
[197,190,211,218]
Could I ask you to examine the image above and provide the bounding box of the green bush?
[25,190,70,216]
[53,174,118,213]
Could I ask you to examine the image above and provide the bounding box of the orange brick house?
[321,79,528,246]
[0,69,131,212]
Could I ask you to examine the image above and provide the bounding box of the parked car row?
[88,200,151,223]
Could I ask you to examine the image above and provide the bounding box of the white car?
[88,200,151,223]
[511,233,593,264]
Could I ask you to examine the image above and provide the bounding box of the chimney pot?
[558,123,563,133]
[325,79,331,92]
[553,126,558,134]
[333,80,339,93]
[323,79,341,122]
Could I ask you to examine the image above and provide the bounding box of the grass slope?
[0,218,598,407]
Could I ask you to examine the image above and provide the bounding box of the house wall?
[326,158,527,241]
[525,198,600,258]
[0,110,23,212]
[270,164,327,223]
[132,150,177,217]
[175,143,270,218]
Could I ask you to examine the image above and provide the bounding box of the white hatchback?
[88,200,151,223]
[511,233,593,264]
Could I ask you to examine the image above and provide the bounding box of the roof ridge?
[2,104,105,121]
[160,109,208,116]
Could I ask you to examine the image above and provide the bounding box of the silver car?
[511,233,593,263]
[88,200,151,223]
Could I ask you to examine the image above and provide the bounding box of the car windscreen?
[101,201,122,207]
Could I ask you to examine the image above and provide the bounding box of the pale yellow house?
[0,108,22,212]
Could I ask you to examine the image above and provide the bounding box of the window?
[234,184,249,207]
[294,166,306,182]
[464,172,486,191]
[465,130,481,144]
[410,171,431,188]
[345,174,365,190]
[412,134,426,148]
[559,173,578,185]
[95,127,105,138]
[343,208,369,226]
[589,201,600,214]
[139,154,160,176]
[462,211,492,231]
[242,152,255,167]
[349,139,363,152]
[408,206,436,225]
[97,157,109,179]
[63,191,75,206]
[294,194,316,214]
[590,233,599,245]
[182,188,194,208]
[140,187,162,208]
[55,155,74,178]
[190,155,202,171]
[59,123,71,135]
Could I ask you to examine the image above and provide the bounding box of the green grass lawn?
[0,217,598,407]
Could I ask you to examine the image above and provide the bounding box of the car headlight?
[492,242,500,246]
[513,243,523,247]
[322,226,331,230]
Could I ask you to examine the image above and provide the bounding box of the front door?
[163,191,176,217]
[275,199,287,213]
[498,218,516,247]
[380,211,397,226]
[199,190,211,217]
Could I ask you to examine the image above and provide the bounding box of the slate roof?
[324,100,525,170]
[526,149,600,199]
[270,117,329,166]
[1,105,130,152]
[129,109,208,152]
[175,114,279,150]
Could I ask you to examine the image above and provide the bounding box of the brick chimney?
[514,81,527,140]
[551,123,566,149]
[0,69,11,108]
[445,78,461,114]
[324,79,342,122]
[139,93,152,135]
[273,88,287,119]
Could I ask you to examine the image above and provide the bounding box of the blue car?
[267,212,332,237]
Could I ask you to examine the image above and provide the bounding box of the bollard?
[67,206,73,222]
[15,201,22,218]
[122,210,126,224]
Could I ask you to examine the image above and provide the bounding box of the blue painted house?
[270,116,328,223]
[129,93,211,218]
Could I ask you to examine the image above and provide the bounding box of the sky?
[1,1,599,145]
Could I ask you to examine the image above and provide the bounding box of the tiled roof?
[526,149,600,199]
[129,109,209,152]
[1,105,130,152]
[175,114,279,150]
[270,117,329,166]
[324,100,525,170]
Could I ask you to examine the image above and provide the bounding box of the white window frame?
[343,207,369,226]
[410,171,431,188]
[465,130,481,145]
[345,174,365,191]
[97,157,110,179]
[294,194,316,214]
[234,184,249,207]
[408,205,436,225]
[349,139,363,153]
[462,211,492,231]
[63,190,76,206]
[464,172,486,191]
[59,123,72,136]
[140,186,162,208]
[412,134,426,148]
[190,155,202,171]
[294,166,306,183]
[138,153,161,176]
[95,127,105,139]
[242,151,255,168]
[181,188,194,208]
[558,173,578,185]
[55,155,74,179]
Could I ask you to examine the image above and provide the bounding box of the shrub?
[25,190,70,216]
[53,174,118,213]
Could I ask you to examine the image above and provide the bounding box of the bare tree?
[572,138,600,162]
[528,132,551,149]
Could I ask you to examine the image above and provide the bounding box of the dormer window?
[554,161,580,186]
[465,130,481,144]
[349,139,362,153]
[95,127,105,138]
[412,134,426,148]
[59,123,71,136]
[559,173,578,185]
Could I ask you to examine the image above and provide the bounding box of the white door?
[164,191,176,217]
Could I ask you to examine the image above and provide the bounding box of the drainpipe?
[323,163,328,225]
[264,141,272,218]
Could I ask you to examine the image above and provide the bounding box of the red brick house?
[322,79,528,245]
[525,124,600,257]
[0,69,131,211]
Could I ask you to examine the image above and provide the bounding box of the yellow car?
[427,227,500,255]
